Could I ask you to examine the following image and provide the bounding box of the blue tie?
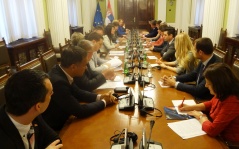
[197,64,205,85]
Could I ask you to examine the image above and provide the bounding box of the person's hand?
[162,75,176,87]
[102,68,116,80]
[178,104,191,111]
[101,91,117,105]
[187,110,203,120]
[160,63,167,68]
[46,139,63,149]
[156,59,163,64]
[103,63,111,68]
[115,44,120,48]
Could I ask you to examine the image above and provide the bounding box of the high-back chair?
[0,38,11,76]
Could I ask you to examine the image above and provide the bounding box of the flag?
[104,0,114,26]
[93,2,104,27]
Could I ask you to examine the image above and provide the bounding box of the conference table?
[59,47,228,149]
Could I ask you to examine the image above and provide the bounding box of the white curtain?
[68,0,78,27]
[194,0,205,26]
[175,0,191,33]
[0,0,38,43]
[33,0,47,37]
[81,0,96,33]
[202,0,225,44]
[46,0,70,47]
[226,0,239,37]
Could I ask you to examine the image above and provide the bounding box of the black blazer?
[161,39,176,62]
[74,64,106,92]
[145,27,158,38]
[0,106,60,149]
[42,65,105,131]
[176,55,221,100]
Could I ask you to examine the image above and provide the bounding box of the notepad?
[167,119,206,139]
[147,56,158,59]
[172,100,196,115]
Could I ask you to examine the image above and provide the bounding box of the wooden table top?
[59,49,228,149]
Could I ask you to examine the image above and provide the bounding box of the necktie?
[197,64,205,85]
[27,126,35,149]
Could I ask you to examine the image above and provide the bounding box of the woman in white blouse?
[101,24,119,54]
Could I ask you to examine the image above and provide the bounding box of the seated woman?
[180,63,239,143]
[156,33,198,74]
[146,23,168,51]
[101,24,119,54]
[144,20,162,42]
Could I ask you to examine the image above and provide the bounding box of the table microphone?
[146,120,155,149]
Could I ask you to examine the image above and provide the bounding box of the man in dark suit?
[160,27,176,61]
[163,38,221,101]
[42,46,116,131]
[74,38,115,92]
[143,20,158,38]
[0,69,62,149]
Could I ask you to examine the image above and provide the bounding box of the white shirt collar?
[59,65,74,84]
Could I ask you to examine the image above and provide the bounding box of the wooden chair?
[217,28,227,51]
[0,38,11,76]
[213,44,228,63]
[40,50,58,72]
[57,42,71,60]
[65,38,71,45]
[16,57,43,71]
[44,29,53,49]
[0,74,9,107]
[232,58,239,79]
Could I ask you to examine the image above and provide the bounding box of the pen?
[179,97,185,108]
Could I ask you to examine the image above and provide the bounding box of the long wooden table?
[59,50,228,149]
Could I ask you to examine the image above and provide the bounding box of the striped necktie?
[27,126,35,149]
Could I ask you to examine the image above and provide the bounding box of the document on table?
[172,100,196,115]
[167,119,206,139]
[147,56,158,59]
[109,51,124,56]
[106,58,122,68]
[97,76,125,89]
[158,81,170,88]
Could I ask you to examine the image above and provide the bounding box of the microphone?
[146,120,155,149]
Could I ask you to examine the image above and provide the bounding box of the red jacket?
[203,95,239,142]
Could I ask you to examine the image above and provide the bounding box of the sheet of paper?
[119,46,126,49]
[109,51,124,56]
[150,63,160,67]
[106,58,122,68]
[158,81,170,88]
[147,56,157,59]
[167,119,206,139]
[172,100,196,115]
[97,76,125,89]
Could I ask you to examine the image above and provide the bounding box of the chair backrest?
[40,50,58,72]
[213,44,228,63]
[16,58,43,71]
[59,42,70,53]
[44,29,53,49]
[0,74,9,107]
[232,58,239,79]
[65,38,71,45]
[217,28,227,50]
[0,38,11,76]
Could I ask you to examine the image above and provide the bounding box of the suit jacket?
[161,39,176,62]
[176,55,221,100]
[145,27,158,38]
[0,106,60,149]
[74,63,106,91]
[42,65,105,131]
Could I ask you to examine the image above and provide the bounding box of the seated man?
[143,20,158,38]
[117,19,128,37]
[162,38,221,101]
[42,46,116,131]
[0,69,62,148]
[74,39,116,91]
[160,27,176,61]
[87,32,110,72]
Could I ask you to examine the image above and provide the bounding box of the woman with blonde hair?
[156,32,198,74]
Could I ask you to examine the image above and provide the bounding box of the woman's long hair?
[204,63,239,101]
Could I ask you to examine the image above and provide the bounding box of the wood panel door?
[117,0,155,30]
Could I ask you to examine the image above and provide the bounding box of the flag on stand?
[104,0,114,26]
[93,2,104,27]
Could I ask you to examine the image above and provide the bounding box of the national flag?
[104,0,114,26]
[93,2,104,27]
